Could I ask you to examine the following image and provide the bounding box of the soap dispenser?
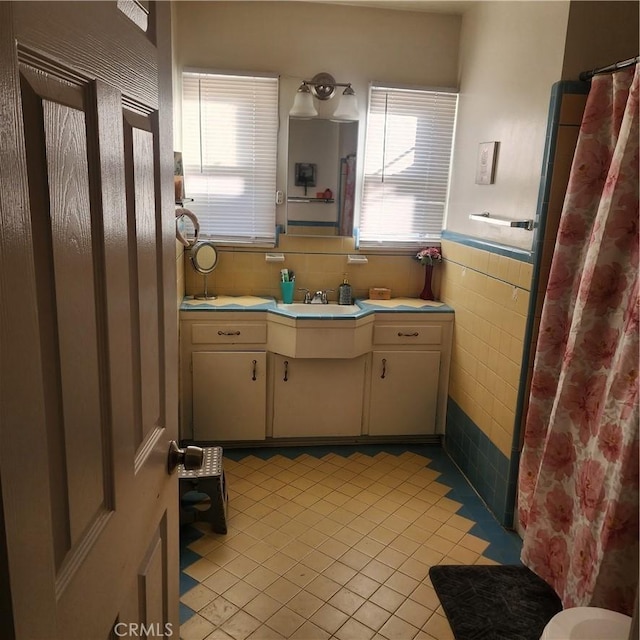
[338,273,353,305]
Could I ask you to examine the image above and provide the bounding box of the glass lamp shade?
[289,86,318,118]
[331,88,359,122]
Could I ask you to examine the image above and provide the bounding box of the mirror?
[286,118,358,236]
[190,241,218,299]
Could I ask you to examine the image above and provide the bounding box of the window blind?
[182,71,279,244]
[359,85,458,247]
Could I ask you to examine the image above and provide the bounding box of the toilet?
[541,607,632,639]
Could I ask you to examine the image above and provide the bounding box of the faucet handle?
[298,288,311,303]
[321,288,334,303]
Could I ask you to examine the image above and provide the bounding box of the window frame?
[181,68,280,246]
[357,83,458,250]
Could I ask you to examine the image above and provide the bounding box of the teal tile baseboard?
[444,397,512,527]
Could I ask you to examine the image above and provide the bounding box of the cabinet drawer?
[373,325,442,345]
[191,323,267,345]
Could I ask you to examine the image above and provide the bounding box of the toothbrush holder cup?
[280,281,295,304]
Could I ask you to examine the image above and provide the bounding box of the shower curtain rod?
[579,55,639,81]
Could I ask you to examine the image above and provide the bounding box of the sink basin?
[276,303,361,316]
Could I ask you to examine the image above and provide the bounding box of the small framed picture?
[295,162,317,187]
[475,141,498,185]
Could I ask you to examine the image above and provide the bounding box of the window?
[359,85,458,247]
[182,70,279,244]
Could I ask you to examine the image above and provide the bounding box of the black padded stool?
[178,446,228,534]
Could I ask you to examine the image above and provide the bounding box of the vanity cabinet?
[271,354,367,438]
[192,351,266,441]
[180,312,268,442]
[180,301,453,443]
[366,314,453,436]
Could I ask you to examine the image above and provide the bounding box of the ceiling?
[306,0,474,14]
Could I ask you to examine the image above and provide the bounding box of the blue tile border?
[179,548,201,571]
[177,442,524,625]
[441,230,534,263]
[444,398,513,527]
[180,571,199,597]
[187,444,522,567]
[180,602,196,625]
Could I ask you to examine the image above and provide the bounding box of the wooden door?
[0,2,178,638]
[192,351,267,441]
[369,351,440,435]
[272,355,366,438]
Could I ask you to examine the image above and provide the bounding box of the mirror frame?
[286,117,358,237]
[190,241,219,275]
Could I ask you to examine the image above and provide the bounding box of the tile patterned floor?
[179,446,522,640]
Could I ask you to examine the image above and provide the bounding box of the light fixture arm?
[290,72,359,121]
[301,72,352,101]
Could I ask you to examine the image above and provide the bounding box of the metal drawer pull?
[252,359,257,381]
[398,331,419,337]
[381,358,387,379]
[283,360,289,382]
[218,330,241,336]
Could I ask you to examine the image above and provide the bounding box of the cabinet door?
[192,352,266,441]
[369,351,440,435]
[272,355,366,438]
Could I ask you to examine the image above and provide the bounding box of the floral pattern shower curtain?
[339,154,356,237]
[518,64,639,615]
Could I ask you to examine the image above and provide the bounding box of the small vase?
[419,265,435,300]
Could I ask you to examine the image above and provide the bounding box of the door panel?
[124,113,162,449]
[192,351,267,441]
[369,351,441,436]
[0,2,177,638]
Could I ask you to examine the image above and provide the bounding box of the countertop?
[180,296,454,317]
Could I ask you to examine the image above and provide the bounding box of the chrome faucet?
[299,288,333,304]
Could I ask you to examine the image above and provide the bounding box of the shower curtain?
[339,154,356,236]
[518,64,639,615]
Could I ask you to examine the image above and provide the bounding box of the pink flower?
[543,431,576,480]
[572,525,598,598]
[415,247,442,266]
[523,402,548,445]
[608,194,639,257]
[519,450,541,496]
[558,212,588,247]
[568,138,611,206]
[530,369,559,400]
[545,485,574,534]
[580,262,627,310]
[564,371,607,443]
[525,530,568,593]
[537,307,571,362]
[597,422,623,462]
[610,354,639,421]
[546,254,577,301]
[581,324,619,368]
[576,459,606,520]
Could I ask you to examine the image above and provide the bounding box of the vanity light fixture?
[289,72,359,121]
[289,83,318,118]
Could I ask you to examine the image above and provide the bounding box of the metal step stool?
[178,446,228,534]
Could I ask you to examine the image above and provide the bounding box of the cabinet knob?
[397,332,419,337]
[218,330,241,336]
[381,358,387,379]
[252,359,257,381]
[283,360,289,382]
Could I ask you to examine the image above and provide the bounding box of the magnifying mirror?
[190,241,219,300]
